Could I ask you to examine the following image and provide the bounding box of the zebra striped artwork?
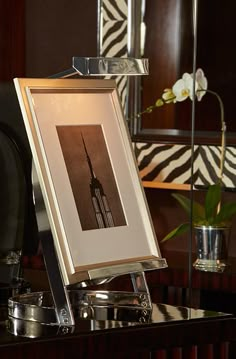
[134,142,236,189]
[98,0,128,108]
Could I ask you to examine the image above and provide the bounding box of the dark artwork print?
[56,124,127,231]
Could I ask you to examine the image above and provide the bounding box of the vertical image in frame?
[56,124,127,231]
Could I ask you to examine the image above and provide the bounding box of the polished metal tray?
[8,289,152,337]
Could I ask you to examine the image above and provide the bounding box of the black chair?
[0,82,38,303]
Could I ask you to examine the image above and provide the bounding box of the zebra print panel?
[99,0,128,108]
[134,142,236,189]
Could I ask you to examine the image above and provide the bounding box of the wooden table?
[0,303,236,359]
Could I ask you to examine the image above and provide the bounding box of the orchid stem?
[197,89,226,214]
[198,89,226,186]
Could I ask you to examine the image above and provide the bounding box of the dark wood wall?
[25,0,97,77]
[0,0,97,81]
[0,0,25,81]
[141,0,236,135]
[0,0,98,256]
[142,0,185,130]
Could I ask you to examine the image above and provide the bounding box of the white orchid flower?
[142,68,208,119]
[172,72,197,102]
[195,68,208,101]
[172,79,188,102]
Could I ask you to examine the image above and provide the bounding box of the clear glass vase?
[193,225,231,273]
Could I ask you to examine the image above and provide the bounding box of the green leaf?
[213,202,236,225]
[161,223,190,243]
[192,201,205,221]
[172,193,191,215]
[172,193,205,221]
[205,184,221,220]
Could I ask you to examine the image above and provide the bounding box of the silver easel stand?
[33,161,166,331]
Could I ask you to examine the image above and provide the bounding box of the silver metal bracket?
[49,57,149,78]
[41,233,75,327]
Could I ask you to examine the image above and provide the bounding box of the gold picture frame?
[14,78,165,285]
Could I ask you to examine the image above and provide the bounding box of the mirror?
[98,0,236,190]
[138,0,236,145]
[99,0,236,145]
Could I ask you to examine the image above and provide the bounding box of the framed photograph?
[14,78,165,285]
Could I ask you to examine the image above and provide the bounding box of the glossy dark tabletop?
[0,302,233,345]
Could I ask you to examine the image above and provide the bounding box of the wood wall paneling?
[0,0,25,81]
[0,0,98,80]
[25,0,97,77]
